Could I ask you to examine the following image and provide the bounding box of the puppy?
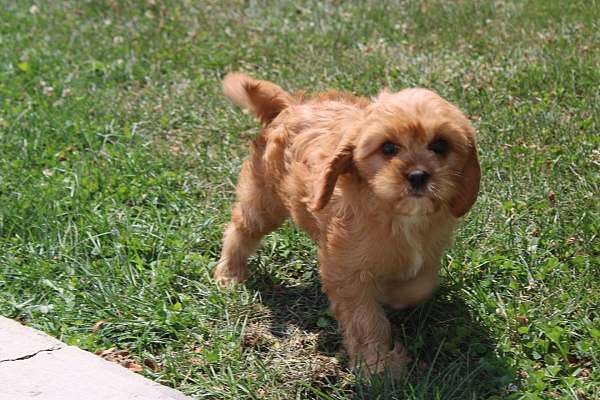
[215,73,480,375]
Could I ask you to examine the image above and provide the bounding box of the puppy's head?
[315,88,480,218]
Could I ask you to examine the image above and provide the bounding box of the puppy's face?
[315,89,480,218]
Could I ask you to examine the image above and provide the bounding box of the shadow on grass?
[247,270,515,399]
[247,270,342,354]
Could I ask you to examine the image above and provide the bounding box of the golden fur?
[215,73,481,375]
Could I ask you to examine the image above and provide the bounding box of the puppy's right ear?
[312,142,355,211]
[449,139,480,218]
[222,72,293,126]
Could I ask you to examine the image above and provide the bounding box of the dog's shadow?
[246,268,514,399]
[247,268,341,350]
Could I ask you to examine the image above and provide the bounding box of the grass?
[1,0,598,398]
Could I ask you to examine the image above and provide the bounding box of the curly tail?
[222,72,293,126]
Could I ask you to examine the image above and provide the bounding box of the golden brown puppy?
[215,73,480,375]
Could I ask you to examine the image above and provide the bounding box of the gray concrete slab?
[0,317,192,400]
[0,317,62,361]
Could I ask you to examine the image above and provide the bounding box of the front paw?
[354,342,410,377]
[384,342,411,375]
[213,258,248,288]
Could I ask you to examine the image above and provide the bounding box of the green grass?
[1,0,599,398]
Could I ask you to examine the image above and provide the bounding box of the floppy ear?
[449,139,481,218]
[312,142,355,211]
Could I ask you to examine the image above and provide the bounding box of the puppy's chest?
[345,218,433,280]
[371,225,428,280]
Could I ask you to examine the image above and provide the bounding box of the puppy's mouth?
[394,192,439,216]
[407,186,433,198]
[408,191,426,198]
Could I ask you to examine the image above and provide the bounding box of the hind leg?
[215,161,287,287]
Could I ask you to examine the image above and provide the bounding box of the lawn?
[1,0,598,398]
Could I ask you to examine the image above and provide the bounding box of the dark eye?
[429,138,449,155]
[381,141,398,156]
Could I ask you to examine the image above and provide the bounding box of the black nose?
[407,170,430,190]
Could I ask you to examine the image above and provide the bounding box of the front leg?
[321,261,409,375]
[375,262,440,310]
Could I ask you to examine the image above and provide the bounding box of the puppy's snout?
[407,170,430,191]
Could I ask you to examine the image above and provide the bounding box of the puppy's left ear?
[312,142,355,211]
[450,137,481,218]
